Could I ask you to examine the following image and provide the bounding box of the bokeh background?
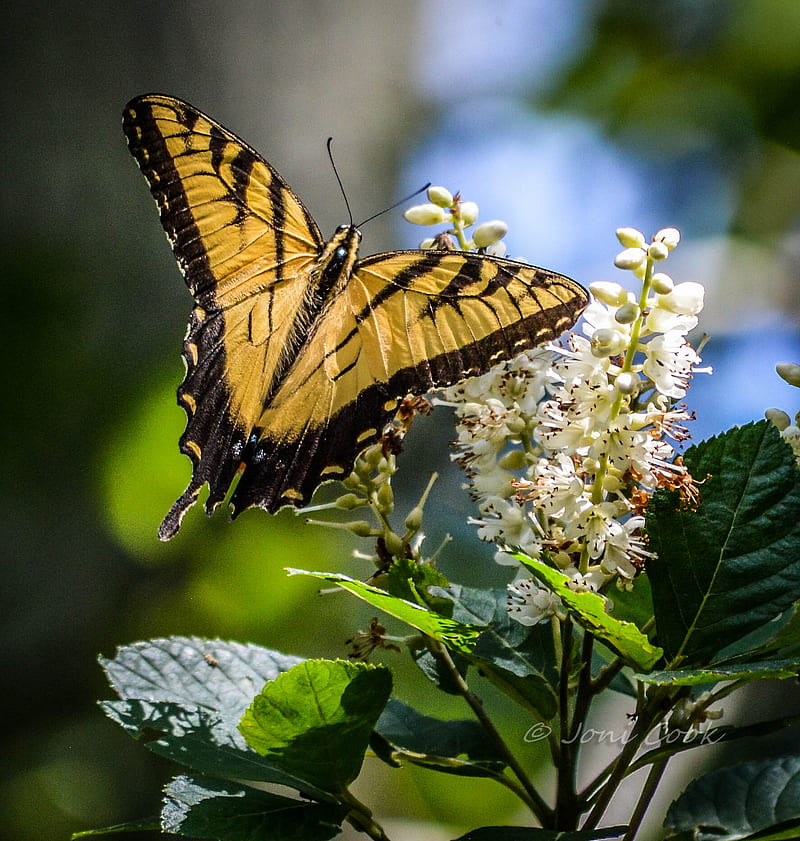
[4,1,800,840]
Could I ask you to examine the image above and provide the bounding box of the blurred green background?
[4,2,800,840]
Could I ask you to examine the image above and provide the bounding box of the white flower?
[656,281,705,316]
[506,579,564,625]
[601,516,654,578]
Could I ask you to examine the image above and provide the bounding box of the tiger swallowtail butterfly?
[122,94,588,539]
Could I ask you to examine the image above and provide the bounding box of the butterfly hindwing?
[123,94,588,537]
[123,94,325,538]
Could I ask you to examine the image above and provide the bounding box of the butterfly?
[122,94,588,540]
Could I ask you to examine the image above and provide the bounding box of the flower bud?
[590,327,628,357]
[614,248,646,271]
[335,493,366,510]
[383,530,405,557]
[484,241,507,257]
[776,362,800,387]
[345,520,375,537]
[377,482,394,514]
[404,505,423,533]
[765,407,791,431]
[427,185,453,207]
[499,449,527,470]
[614,371,639,394]
[403,203,447,225]
[654,227,680,250]
[458,200,479,226]
[650,272,674,294]
[647,241,669,261]
[616,227,646,249]
[590,281,628,306]
[656,281,705,315]
[473,219,508,248]
[419,237,436,250]
[614,302,640,324]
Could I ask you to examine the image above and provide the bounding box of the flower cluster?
[404,186,509,255]
[433,225,708,626]
[766,362,800,465]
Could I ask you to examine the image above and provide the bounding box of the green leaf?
[239,659,391,795]
[100,636,303,716]
[606,574,654,629]
[445,584,559,719]
[162,774,347,841]
[385,556,453,615]
[71,818,159,838]
[374,698,506,777]
[665,754,800,840]
[635,659,800,685]
[452,826,627,841]
[629,716,800,775]
[517,558,663,671]
[647,422,800,664]
[288,570,482,651]
[101,699,333,801]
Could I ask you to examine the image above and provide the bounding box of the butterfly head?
[319,224,362,284]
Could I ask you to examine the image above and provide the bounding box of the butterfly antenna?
[357,182,431,228]
[327,137,354,226]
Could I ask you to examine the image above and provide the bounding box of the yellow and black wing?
[123,94,325,539]
[124,93,588,538]
[228,249,588,517]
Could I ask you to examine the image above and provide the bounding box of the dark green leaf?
[162,774,347,841]
[101,698,333,801]
[636,659,800,685]
[647,422,800,664]
[100,636,302,717]
[288,570,482,651]
[375,698,506,776]
[239,659,391,794]
[629,716,800,775]
[665,754,800,839]
[445,584,559,719]
[606,574,654,629]
[411,645,471,694]
[452,826,627,841]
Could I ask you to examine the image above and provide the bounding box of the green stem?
[340,788,392,841]
[430,639,553,826]
[622,756,669,841]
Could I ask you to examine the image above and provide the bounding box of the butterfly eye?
[335,224,348,233]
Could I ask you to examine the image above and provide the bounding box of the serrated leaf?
[517,558,662,671]
[647,422,800,664]
[636,659,800,685]
[239,659,391,794]
[444,584,559,719]
[452,826,627,841]
[629,716,800,775]
[665,754,800,840]
[162,774,347,841]
[101,698,333,801]
[100,636,302,717]
[375,698,505,777]
[288,570,481,651]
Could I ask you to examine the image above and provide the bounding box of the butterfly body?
[123,94,588,539]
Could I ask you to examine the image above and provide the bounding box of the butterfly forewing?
[123,94,589,538]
